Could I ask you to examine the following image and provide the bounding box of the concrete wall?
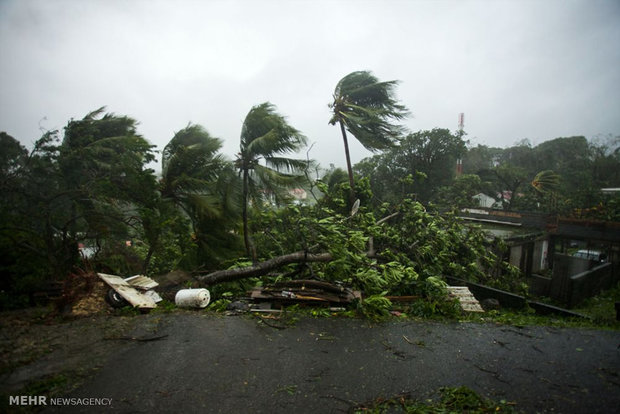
[569,263,614,307]
[529,274,551,297]
[509,245,522,268]
[549,253,614,307]
[446,276,587,318]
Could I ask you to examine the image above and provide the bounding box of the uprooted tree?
[195,179,524,312]
[0,106,526,313]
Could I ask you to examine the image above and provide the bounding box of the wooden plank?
[250,286,360,304]
[124,275,159,290]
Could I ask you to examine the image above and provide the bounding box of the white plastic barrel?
[174,288,211,308]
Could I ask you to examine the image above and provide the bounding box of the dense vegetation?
[352,129,620,216]
[1,72,618,311]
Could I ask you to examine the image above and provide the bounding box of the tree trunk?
[242,167,256,262]
[142,243,156,274]
[339,121,356,206]
[197,212,399,286]
[197,251,333,285]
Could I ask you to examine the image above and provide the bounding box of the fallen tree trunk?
[196,212,400,286]
[197,251,333,285]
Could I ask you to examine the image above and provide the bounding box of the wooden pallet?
[447,286,484,313]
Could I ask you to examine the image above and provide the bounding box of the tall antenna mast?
[456,113,464,176]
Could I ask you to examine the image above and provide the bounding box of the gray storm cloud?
[1,0,619,170]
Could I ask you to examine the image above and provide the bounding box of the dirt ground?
[0,309,136,395]
[0,276,143,400]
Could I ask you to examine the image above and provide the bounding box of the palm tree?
[329,70,409,203]
[531,170,560,212]
[160,123,228,220]
[531,170,560,194]
[236,102,307,260]
[154,124,240,271]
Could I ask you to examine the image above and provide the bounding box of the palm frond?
[253,163,306,188]
[241,102,307,157]
[264,156,308,173]
[183,193,223,220]
[163,124,222,172]
[532,170,561,193]
[330,70,409,152]
[84,106,107,120]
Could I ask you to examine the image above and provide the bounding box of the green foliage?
[329,71,409,152]
[151,299,176,313]
[0,109,158,298]
[237,102,308,258]
[531,170,560,194]
[462,135,620,214]
[572,281,620,328]
[115,305,142,317]
[353,386,517,413]
[93,241,143,276]
[133,209,193,275]
[437,386,516,413]
[434,174,482,209]
[357,294,392,320]
[21,373,68,396]
[245,182,522,319]
[7,90,612,320]
[208,298,232,312]
[329,70,409,203]
[157,124,242,272]
[355,129,467,204]
[407,297,461,319]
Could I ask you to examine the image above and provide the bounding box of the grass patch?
[353,386,518,413]
[0,373,71,413]
[572,281,620,327]
[462,306,618,330]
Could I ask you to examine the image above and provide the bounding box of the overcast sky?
[1,0,619,171]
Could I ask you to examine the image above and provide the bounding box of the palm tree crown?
[329,71,409,203]
[237,102,307,259]
[161,124,228,220]
[329,70,409,151]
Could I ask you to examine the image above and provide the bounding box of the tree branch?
[196,211,399,286]
[197,251,332,285]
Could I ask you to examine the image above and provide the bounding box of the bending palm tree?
[329,70,409,203]
[531,170,561,212]
[236,102,307,260]
[155,124,240,270]
[160,124,228,221]
[531,170,560,194]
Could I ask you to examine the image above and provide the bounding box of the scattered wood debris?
[249,280,361,306]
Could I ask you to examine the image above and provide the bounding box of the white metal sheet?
[97,273,158,309]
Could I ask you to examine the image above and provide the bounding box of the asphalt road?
[46,314,620,413]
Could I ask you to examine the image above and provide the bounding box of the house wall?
[532,240,548,273]
[507,238,548,277]
[509,245,522,268]
[472,194,495,208]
